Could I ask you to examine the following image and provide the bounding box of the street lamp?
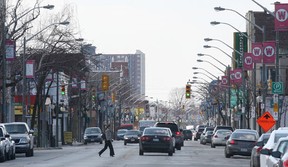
[22,21,70,122]
[196,59,225,73]
[210,21,253,42]
[193,72,214,81]
[203,45,238,64]
[197,53,227,68]
[193,76,209,83]
[192,67,218,79]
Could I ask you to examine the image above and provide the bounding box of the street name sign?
[257,111,276,132]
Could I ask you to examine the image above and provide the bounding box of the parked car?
[194,126,206,141]
[3,122,34,157]
[273,148,288,167]
[213,125,234,135]
[116,129,128,140]
[183,129,192,140]
[260,127,288,167]
[211,129,232,148]
[224,129,258,158]
[200,130,213,145]
[234,129,259,139]
[0,126,16,162]
[0,125,15,160]
[154,122,184,150]
[250,133,271,167]
[265,136,288,167]
[200,127,214,144]
[139,127,175,156]
[124,130,141,145]
[83,127,103,144]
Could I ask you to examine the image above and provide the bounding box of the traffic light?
[102,74,109,91]
[61,85,65,95]
[185,84,191,99]
[92,88,96,101]
[267,79,272,90]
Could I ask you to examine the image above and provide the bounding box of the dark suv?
[154,122,184,150]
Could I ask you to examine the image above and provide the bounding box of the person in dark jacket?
[98,124,115,157]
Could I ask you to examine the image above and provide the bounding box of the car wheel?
[11,151,15,160]
[203,141,206,145]
[84,141,87,145]
[0,152,5,162]
[100,141,103,144]
[225,148,231,158]
[31,148,34,156]
[173,147,175,153]
[168,151,173,156]
[139,149,144,155]
[25,150,31,157]
[124,142,127,145]
[211,143,215,148]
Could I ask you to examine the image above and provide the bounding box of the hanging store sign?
[233,32,248,68]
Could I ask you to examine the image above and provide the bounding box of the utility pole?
[0,0,6,123]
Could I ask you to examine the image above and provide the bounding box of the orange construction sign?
[257,111,276,132]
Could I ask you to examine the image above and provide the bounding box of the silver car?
[211,129,232,148]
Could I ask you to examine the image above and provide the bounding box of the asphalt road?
[2,139,250,167]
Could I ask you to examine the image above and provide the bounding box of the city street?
[3,139,250,167]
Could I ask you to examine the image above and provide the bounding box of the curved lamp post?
[197,53,227,68]
[203,45,238,64]
[193,72,214,81]
[210,21,253,42]
[196,59,225,73]
[192,67,218,79]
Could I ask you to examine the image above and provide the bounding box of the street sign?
[257,111,276,132]
[272,82,283,94]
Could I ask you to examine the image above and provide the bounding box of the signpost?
[257,111,276,132]
[272,82,283,94]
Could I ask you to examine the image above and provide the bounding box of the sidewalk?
[34,141,83,150]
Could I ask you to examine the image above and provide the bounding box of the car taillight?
[163,137,171,141]
[256,146,263,154]
[141,136,150,141]
[229,139,235,145]
[176,131,181,136]
[283,159,288,167]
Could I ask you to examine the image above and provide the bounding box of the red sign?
[263,41,276,64]
[243,53,253,70]
[257,112,276,132]
[252,43,262,63]
[275,3,288,31]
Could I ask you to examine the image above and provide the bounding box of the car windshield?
[232,132,257,141]
[183,130,191,134]
[117,130,127,134]
[156,123,178,132]
[274,134,288,143]
[5,124,27,134]
[126,131,139,135]
[217,130,232,136]
[144,128,169,135]
[85,128,101,134]
[206,131,213,135]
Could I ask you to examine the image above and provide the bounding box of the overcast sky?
[39,0,283,102]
